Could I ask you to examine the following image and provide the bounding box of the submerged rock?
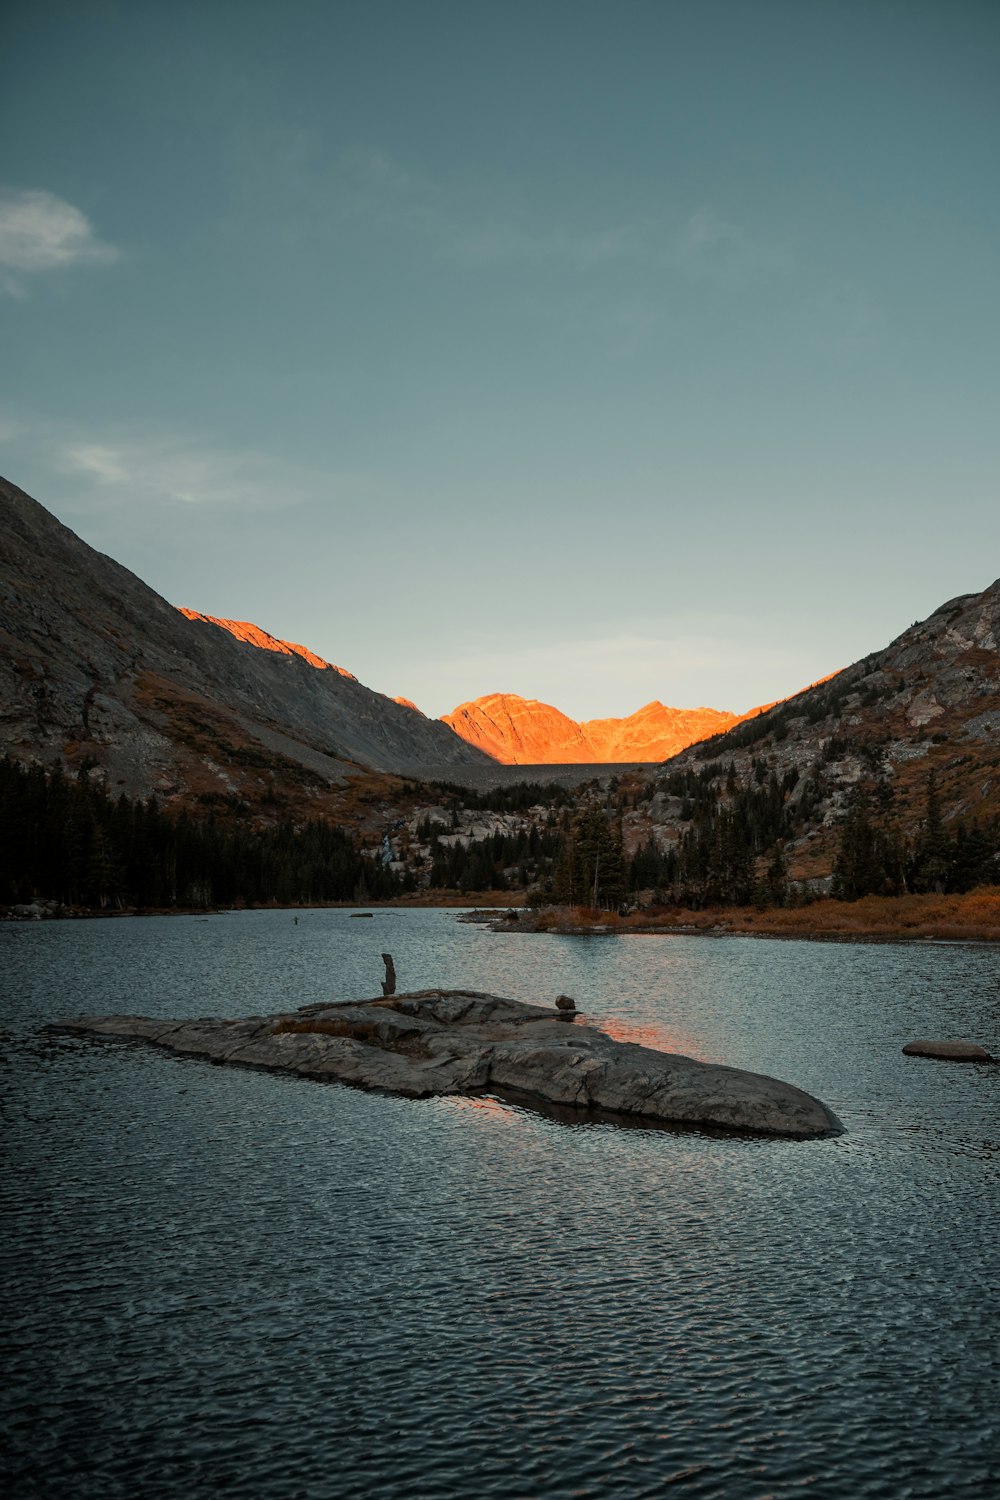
[902,1039,995,1062]
[51,990,843,1139]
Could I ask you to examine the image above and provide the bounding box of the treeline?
[626,759,811,907]
[0,758,410,909]
[832,773,1000,899]
[539,761,1000,912]
[548,807,627,909]
[424,822,563,892]
[428,780,576,812]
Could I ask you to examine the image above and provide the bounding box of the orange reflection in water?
[585,1014,715,1063]
[445,1094,522,1123]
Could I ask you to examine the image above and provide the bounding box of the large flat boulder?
[51,989,842,1138]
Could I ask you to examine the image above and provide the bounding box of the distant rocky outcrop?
[53,990,843,1137]
[0,475,493,802]
[441,692,759,764]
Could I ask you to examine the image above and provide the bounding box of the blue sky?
[2,0,998,720]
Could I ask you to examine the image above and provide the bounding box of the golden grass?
[735,889,1000,941]
[528,889,1000,943]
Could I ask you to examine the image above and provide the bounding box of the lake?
[2,909,997,1498]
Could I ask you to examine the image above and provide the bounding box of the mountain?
[177,610,358,676]
[0,476,493,805]
[3,472,997,902]
[397,581,1000,902]
[632,578,1000,886]
[442,692,763,764]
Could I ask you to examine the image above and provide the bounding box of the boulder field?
[52,990,842,1139]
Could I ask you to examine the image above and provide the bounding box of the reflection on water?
[2,909,998,1499]
[443,1094,523,1124]
[588,1012,712,1060]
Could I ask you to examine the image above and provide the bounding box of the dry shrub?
[525,890,1000,942]
[274,1016,432,1057]
[275,1017,380,1040]
[718,888,1000,941]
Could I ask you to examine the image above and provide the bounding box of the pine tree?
[911,771,953,893]
[765,843,788,907]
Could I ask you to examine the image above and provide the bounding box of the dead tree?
[381,953,396,997]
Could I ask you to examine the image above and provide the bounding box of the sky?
[1,0,998,721]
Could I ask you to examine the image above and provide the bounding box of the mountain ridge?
[3,474,998,899]
[441,691,775,764]
[174,625,771,765]
[3,475,998,899]
[632,577,1000,887]
[0,475,493,805]
[177,609,358,678]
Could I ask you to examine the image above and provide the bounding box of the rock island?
[53,990,842,1139]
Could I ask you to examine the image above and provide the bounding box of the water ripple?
[2,911,997,1497]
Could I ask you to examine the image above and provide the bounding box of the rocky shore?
[52,990,842,1138]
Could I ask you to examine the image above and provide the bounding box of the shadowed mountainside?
[632,578,1000,884]
[0,476,493,804]
[4,473,997,900]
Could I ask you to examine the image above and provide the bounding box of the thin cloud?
[329,146,793,283]
[338,144,429,200]
[670,208,795,281]
[445,221,641,270]
[57,430,368,514]
[66,444,130,485]
[0,188,118,294]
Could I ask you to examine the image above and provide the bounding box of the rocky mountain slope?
[627,578,1000,885]
[0,476,493,805]
[382,582,1000,899]
[442,691,754,764]
[5,473,996,899]
[177,609,358,676]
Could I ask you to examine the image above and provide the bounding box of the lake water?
[2,909,997,1498]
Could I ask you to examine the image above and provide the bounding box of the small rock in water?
[555,994,577,1012]
[902,1039,995,1062]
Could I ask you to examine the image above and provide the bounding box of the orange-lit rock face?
[442,694,594,764]
[178,609,356,679]
[583,700,743,762]
[393,696,424,714]
[441,693,745,764]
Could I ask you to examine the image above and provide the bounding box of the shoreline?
[490,889,1000,945]
[0,890,523,922]
[6,888,999,945]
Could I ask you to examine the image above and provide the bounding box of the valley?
[2,475,999,918]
